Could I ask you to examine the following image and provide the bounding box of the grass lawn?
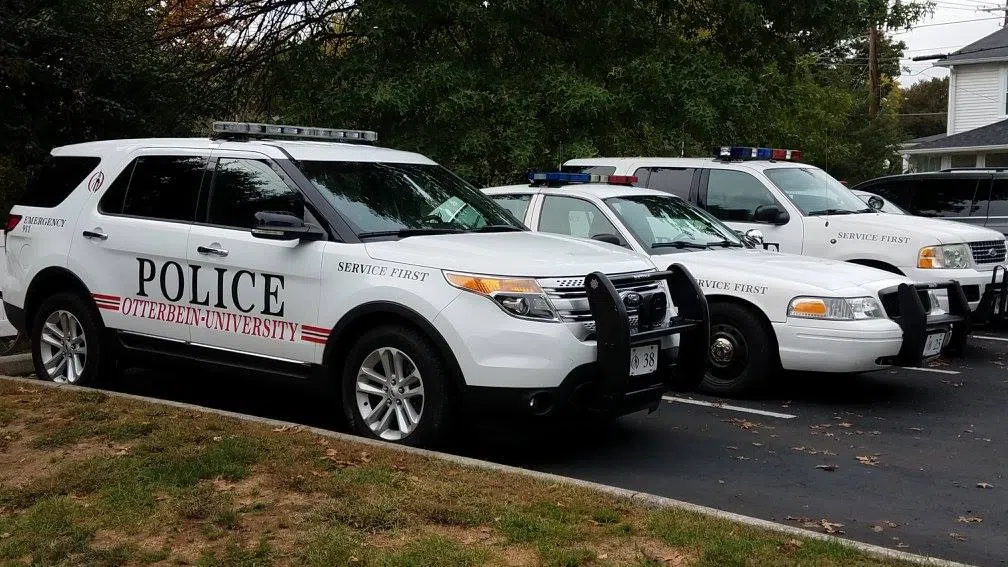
[0,378,913,566]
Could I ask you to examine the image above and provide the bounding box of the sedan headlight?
[918,244,971,269]
[788,296,885,320]
[444,272,558,321]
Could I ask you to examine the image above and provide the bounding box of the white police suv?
[564,148,1008,323]
[2,122,709,446]
[484,173,971,395]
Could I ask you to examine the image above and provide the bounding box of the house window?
[987,153,1008,168]
[950,154,978,168]
[909,155,941,172]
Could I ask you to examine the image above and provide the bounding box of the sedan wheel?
[355,346,425,441]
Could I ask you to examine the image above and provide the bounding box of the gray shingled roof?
[901,118,1008,152]
[936,27,1008,66]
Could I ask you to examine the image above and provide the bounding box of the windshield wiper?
[807,208,860,216]
[651,241,710,249]
[709,239,744,248]
[470,224,525,233]
[358,227,464,240]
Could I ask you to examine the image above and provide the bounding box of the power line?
[891,16,1005,33]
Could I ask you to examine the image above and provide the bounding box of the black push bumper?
[582,263,709,412]
[881,281,970,366]
[974,266,1008,325]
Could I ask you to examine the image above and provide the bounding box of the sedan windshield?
[604,194,744,253]
[764,167,873,216]
[298,161,524,236]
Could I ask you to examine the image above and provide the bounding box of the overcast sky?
[896,1,1006,85]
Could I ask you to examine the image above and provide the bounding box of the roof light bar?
[212,121,378,144]
[527,172,638,187]
[716,146,802,162]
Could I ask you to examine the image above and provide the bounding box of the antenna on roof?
[211,121,378,144]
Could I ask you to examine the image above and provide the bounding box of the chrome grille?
[538,272,668,334]
[968,240,1007,265]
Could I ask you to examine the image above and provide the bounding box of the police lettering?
[137,258,286,317]
[697,278,768,295]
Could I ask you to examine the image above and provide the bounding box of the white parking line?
[663,396,797,419]
[903,367,961,375]
[973,334,1008,343]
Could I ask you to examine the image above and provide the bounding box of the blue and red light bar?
[527,172,637,186]
[715,146,802,162]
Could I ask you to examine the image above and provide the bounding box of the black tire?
[30,292,109,385]
[340,325,455,447]
[700,302,774,396]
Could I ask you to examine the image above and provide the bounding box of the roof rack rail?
[938,167,1008,172]
[211,121,378,144]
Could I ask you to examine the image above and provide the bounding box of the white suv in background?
[2,122,709,446]
[564,148,1008,322]
[484,173,970,395]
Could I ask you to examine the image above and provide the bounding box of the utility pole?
[868,26,880,120]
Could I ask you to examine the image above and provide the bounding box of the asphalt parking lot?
[95,331,1008,566]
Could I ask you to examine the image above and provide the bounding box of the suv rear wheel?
[341,325,455,446]
[30,293,108,385]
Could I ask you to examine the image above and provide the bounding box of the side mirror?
[591,233,623,246]
[752,205,790,225]
[744,229,765,246]
[867,195,884,211]
[252,211,325,241]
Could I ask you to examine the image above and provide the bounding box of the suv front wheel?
[30,293,108,385]
[341,325,455,446]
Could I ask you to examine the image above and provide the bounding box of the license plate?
[630,344,659,376]
[923,332,945,358]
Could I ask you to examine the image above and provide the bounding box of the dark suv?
[853,170,1008,235]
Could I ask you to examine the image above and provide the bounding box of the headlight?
[788,296,885,320]
[918,244,971,269]
[444,272,558,321]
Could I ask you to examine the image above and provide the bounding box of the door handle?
[82,230,108,241]
[197,245,229,257]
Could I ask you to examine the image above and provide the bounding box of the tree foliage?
[898,76,948,140]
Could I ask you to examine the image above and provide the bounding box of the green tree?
[898,76,948,140]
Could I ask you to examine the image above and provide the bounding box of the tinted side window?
[639,167,694,198]
[704,169,777,222]
[864,179,913,211]
[21,156,101,207]
[988,178,1008,217]
[97,161,135,214]
[112,156,205,221]
[560,165,617,176]
[539,196,621,241]
[208,158,302,229]
[489,194,532,223]
[908,177,978,217]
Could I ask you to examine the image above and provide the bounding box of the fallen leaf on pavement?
[856,455,880,466]
[885,521,899,528]
[949,532,966,541]
[871,524,884,532]
[815,464,838,472]
[977,482,995,489]
[838,422,853,428]
[791,446,805,452]
[957,516,983,523]
[820,519,844,534]
[897,543,909,549]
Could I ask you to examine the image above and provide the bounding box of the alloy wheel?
[39,310,87,383]
[355,347,425,441]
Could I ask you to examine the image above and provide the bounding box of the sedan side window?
[489,194,533,224]
[704,169,778,222]
[637,167,695,198]
[539,195,623,243]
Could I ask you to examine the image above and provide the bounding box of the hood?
[662,248,906,292]
[364,232,653,277]
[830,212,1003,244]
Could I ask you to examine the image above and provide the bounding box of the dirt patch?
[0,436,128,488]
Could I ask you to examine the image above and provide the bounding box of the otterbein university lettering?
[136,258,285,317]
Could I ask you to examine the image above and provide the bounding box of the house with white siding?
[900,27,1008,171]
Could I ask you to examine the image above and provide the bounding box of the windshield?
[855,192,908,215]
[298,162,524,235]
[764,167,872,216]
[604,194,744,253]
